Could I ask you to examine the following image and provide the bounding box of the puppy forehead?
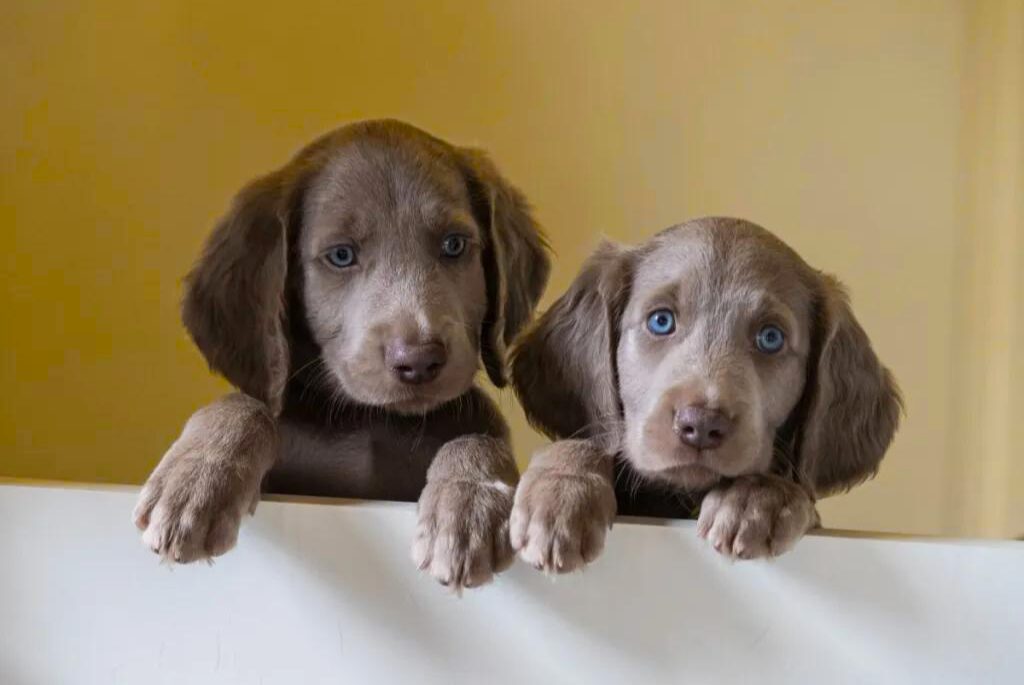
[304,138,473,227]
[632,223,812,312]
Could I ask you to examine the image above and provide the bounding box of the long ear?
[458,149,551,387]
[182,170,294,415]
[510,242,632,446]
[796,274,903,495]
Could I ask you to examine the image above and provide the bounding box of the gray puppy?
[510,217,901,571]
[133,120,550,590]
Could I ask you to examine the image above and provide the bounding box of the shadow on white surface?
[1,483,1021,684]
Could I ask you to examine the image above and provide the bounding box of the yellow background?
[3,1,1021,536]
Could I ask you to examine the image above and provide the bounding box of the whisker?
[288,357,323,383]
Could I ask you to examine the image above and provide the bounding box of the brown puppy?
[133,120,550,590]
[510,217,900,571]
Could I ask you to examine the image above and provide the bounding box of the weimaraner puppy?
[510,217,901,571]
[133,120,550,591]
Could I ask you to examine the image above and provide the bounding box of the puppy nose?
[674,406,732,450]
[385,340,447,385]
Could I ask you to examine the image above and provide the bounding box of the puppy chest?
[268,420,443,502]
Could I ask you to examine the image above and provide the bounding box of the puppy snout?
[673,406,732,450]
[386,340,447,385]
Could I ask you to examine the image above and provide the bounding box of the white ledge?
[1,482,1021,684]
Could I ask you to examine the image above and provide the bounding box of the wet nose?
[673,405,732,450]
[385,340,447,385]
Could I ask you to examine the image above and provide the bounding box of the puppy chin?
[332,365,475,416]
[637,441,773,490]
[629,451,724,491]
[385,388,462,416]
[656,464,723,491]
[625,433,720,491]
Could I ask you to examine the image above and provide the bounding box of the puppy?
[509,217,901,571]
[133,120,550,590]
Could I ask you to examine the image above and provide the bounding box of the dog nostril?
[386,340,447,385]
[674,406,732,450]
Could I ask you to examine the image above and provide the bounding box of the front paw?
[132,396,275,563]
[412,478,516,591]
[509,461,617,574]
[696,474,818,559]
[133,456,261,564]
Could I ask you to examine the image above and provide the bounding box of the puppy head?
[183,120,549,415]
[512,217,901,495]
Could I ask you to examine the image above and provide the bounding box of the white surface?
[1,484,1022,685]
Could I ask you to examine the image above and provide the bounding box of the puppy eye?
[646,309,676,336]
[324,245,357,269]
[440,234,468,258]
[755,324,786,354]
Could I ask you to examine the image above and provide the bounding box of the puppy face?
[183,120,549,416]
[512,217,900,497]
[300,139,487,414]
[616,226,814,490]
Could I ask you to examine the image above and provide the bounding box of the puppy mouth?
[348,380,456,415]
[639,436,774,490]
[383,390,453,415]
[326,351,477,413]
[630,432,729,489]
[643,453,725,490]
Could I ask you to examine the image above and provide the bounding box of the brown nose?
[674,406,732,450]
[385,340,447,385]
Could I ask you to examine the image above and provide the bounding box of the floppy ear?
[795,274,903,495]
[458,149,551,387]
[510,242,632,446]
[182,170,296,415]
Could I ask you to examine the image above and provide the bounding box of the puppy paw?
[696,474,818,559]
[134,478,257,564]
[509,461,617,574]
[412,478,516,592]
[132,395,275,564]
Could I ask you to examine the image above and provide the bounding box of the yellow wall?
[2,1,1018,535]
[951,0,1024,538]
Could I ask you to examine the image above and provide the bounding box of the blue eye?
[441,234,467,258]
[755,325,785,354]
[646,309,676,336]
[325,245,357,268]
